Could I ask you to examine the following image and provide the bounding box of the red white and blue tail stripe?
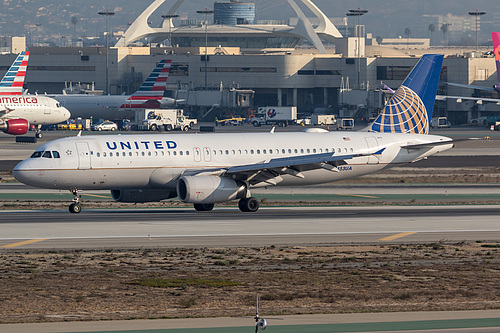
[0,51,29,96]
[121,59,171,108]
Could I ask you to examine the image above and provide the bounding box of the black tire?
[252,121,260,127]
[36,132,43,139]
[239,197,259,212]
[238,198,248,212]
[182,126,189,131]
[165,124,173,131]
[194,203,214,211]
[69,203,82,214]
[150,124,158,131]
[111,127,116,131]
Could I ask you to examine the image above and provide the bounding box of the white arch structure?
[115,0,342,53]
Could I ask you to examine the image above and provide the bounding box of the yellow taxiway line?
[1,239,47,248]
[379,232,417,241]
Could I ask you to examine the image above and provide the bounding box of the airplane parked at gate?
[14,54,456,213]
[0,52,71,138]
[51,59,178,121]
[441,32,500,104]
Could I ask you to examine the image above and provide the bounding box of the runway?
[2,205,500,249]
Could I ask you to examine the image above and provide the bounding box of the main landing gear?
[192,197,260,212]
[69,189,82,214]
[238,197,259,212]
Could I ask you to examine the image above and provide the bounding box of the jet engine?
[111,189,176,203]
[0,119,29,135]
[494,83,500,93]
[177,176,247,204]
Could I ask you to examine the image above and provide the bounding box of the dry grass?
[1,243,500,323]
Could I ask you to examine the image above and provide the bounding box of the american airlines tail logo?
[120,59,171,109]
[0,51,29,96]
[371,86,429,134]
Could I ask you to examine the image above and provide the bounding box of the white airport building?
[0,0,498,125]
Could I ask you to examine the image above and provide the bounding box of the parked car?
[91,121,118,131]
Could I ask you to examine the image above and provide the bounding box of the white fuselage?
[52,94,176,120]
[1,95,71,125]
[13,131,453,191]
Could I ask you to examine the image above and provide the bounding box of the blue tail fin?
[369,54,443,134]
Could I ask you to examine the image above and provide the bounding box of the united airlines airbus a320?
[14,54,455,213]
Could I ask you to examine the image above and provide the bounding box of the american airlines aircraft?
[14,54,454,214]
[51,59,177,120]
[0,52,71,137]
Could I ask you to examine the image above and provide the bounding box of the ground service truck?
[252,106,297,127]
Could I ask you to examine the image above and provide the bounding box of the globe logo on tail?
[371,86,429,134]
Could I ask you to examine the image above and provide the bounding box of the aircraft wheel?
[35,132,43,139]
[194,203,214,211]
[69,203,82,214]
[239,197,259,212]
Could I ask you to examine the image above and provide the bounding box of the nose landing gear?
[69,189,82,214]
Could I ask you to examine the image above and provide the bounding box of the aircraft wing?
[222,149,385,186]
[446,82,497,93]
[437,95,500,104]
[401,137,483,150]
[182,149,385,186]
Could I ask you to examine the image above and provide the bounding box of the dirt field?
[2,164,500,324]
[1,242,500,324]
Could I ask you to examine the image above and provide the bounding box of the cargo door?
[364,137,379,165]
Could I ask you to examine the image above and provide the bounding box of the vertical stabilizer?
[492,32,500,90]
[368,54,443,134]
[0,51,29,96]
[122,59,171,108]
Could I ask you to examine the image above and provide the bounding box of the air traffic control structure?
[115,0,343,54]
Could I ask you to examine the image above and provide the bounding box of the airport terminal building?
[0,0,498,124]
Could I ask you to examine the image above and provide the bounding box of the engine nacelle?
[494,83,500,93]
[0,119,29,135]
[111,189,176,203]
[177,176,247,204]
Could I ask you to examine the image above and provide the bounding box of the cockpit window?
[56,103,61,108]
[52,151,60,158]
[42,151,52,158]
[30,151,43,158]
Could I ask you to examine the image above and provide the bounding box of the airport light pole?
[346,8,368,89]
[468,10,486,52]
[98,10,115,95]
[197,9,214,90]
[162,14,179,48]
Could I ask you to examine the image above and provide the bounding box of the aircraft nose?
[13,160,32,185]
[61,106,71,121]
